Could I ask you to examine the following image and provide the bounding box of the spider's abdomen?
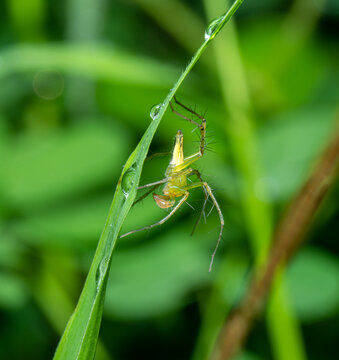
[153,193,175,209]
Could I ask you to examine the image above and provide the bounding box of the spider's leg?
[184,181,224,272]
[137,178,170,190]
[170,100,206,154]
[119,192,189,238]
[173,96,206,122]
[188,170,209,236]
[168,100,206,174]
[170,101,201,128]
[132,184,160,207]
[145,151,171,162]
[170,124,206,173]
[138,167,194,189]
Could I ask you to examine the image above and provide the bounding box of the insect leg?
[188,170,209,235]
[171,97,206,155]
[137,178,170,189]
[184,181,224,272]
[138,167,195,189]
[173,96,206,122]
[132,184,160,207]
[169,101,201,128]
[169,102,206,174]
[144,152,171,162]
[170,98,206,156]
[119,192,189,238]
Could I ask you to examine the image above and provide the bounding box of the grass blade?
[53,1,245,359]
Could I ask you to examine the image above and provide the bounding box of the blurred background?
[0,0,338,359]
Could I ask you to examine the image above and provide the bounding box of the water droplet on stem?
[150,103,164,120]
[204,16,223,41]
[95,256,109,291]
[121,166,136,198]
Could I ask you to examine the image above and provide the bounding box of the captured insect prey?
[119,97,224,272]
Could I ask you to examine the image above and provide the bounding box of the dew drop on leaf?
[204,16,223,41]
[95,256,109,291]
[121,166,137,198]
[150,103,164,121]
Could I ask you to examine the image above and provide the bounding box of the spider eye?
[153,193,175,209]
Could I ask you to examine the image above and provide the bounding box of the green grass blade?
[193,1,306,359]
[53,1,245,359]
[0,44,177,86]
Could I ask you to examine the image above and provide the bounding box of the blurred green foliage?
[0,0,338,359]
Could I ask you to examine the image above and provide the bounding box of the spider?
[120,98,224,271]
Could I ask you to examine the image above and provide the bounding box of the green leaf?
[105,226,211,319]
[287,247,339,322]
[11,195,112,249]
[12,192,161,250]
[0,44,178,87]
[0,231,23,268]
[2,121,129,210]
[258,106,337,202]
[235,351,264,360]
[0,271,28,309]
[239,17,328,110]
[53,2,245,359]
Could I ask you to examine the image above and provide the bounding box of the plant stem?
[199,1,306,360]
[53,2,245,358]
[216,119,339,359]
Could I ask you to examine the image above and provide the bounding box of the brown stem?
[215,121,339,360]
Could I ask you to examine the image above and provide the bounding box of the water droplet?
[150,103,163,120]
[95,256,109,291]
[204,16,223,41]
[121,166,137,198]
